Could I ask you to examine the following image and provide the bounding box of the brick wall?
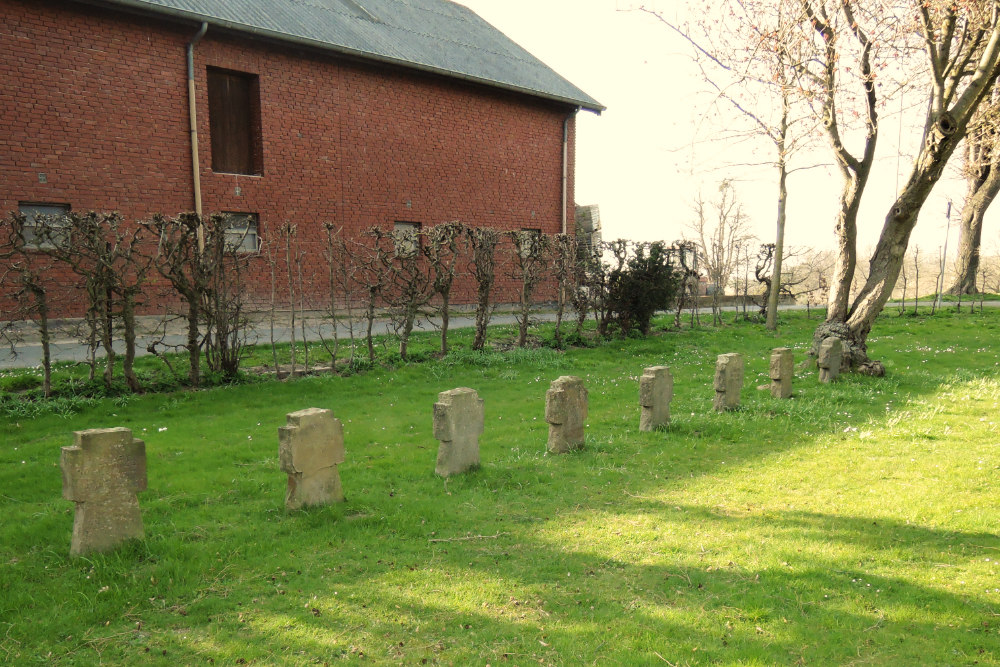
[0,0,578,318]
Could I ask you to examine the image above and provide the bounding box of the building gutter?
[187,22,208,251]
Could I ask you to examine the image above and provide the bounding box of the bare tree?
[423,221,465,355]
[669,241,701,328]
[280,223,301,377]
[638,0,819,330]
[319,223,343,370]
[507,230,551,347]
[466,227,501,351]
[152,212,254,384]
[363,225,436,360]
[151,212,207,386]
[782,247,834,317]
[354,232,389,363]
[0,213,61,396]
[949,84,1000,294]
[595,239,628,336]
[791,0,885,330]
[690,180,753,326]
[550,233,579,346]
[35,211,154,392]
[570,243,601,337]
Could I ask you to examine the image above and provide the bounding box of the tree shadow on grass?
[5,313,1000,663]
[145,503,1000,665]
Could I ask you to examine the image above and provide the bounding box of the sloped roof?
[81,0,604,112]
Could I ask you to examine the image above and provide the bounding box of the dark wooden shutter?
[208,69,255,174]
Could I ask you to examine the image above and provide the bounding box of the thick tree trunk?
[825,175,863,321]
[949,160,1000,294]
[841,115,967,372]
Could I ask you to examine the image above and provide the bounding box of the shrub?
[605,242,681,336]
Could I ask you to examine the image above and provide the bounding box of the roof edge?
[72,0,606,113]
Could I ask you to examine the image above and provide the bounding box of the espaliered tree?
[152,212,253,382]
[365,225,435,360]
[150,212,206,386]
[35,211,153,392]
[550,233,579,347]
[0,214,58,396]
[670,240,701,328]
[507,230,550,348]
[354,231,390,362]
[423,221,464,355]
[466,226,501,351]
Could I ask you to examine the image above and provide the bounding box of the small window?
[393,221,421,258]
[208,67,262,175]
[18,202,70,249]
[223,212,259,253]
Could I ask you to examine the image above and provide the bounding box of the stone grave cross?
[545,375,588,453]
[714,353,744,411]
[433,387,485,476]
[279,408,346,510]
[61,427,147,556]
[770,348,794,399]
[639,366,673,431]
[818,337,844,383]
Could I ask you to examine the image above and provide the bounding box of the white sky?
[458,0,999,258]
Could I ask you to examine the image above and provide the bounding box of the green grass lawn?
[2,310,999,665]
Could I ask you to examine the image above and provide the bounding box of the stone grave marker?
[714,353,744,411]
[546,376,588,453]
[639,366,673,431]
[818,337,844,383]
[61,427,147,556]
[433,387,485,476]
[279,408,345,510]
[770,348,794,399]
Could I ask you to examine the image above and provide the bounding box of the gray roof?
[83,0,604,112]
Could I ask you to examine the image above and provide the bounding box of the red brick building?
[0,0,602,315]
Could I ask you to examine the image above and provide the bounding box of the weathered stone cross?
[279,408,346,510]
[770,348,794,399]
[433,387,485,477]
[639,366,673,431]
[818,337,844,383]
[61,427,147,556]
[714,353,744,412]
[546,375,588,453]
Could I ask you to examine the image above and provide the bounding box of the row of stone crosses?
[60,339,846,556]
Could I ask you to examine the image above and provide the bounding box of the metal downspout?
[561,113,570,235]
[187,22,208,250]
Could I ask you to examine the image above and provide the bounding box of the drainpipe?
[187,22,208,251]
[561,113,571,235]
[562,107,580,234]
